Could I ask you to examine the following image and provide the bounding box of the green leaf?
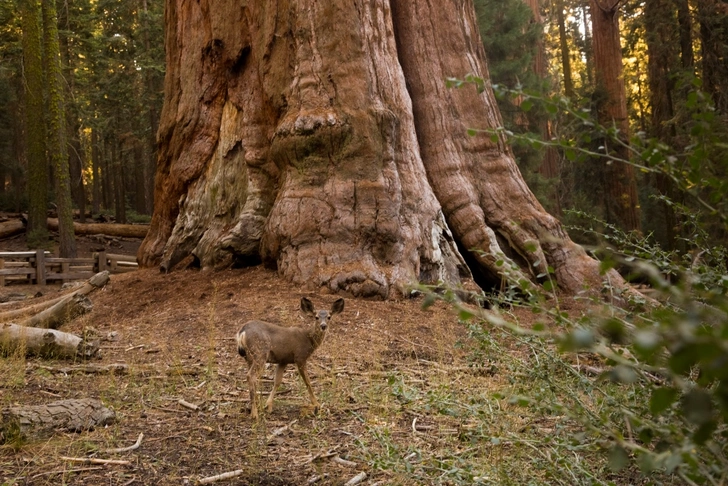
[668,344,700,375]
[421,294,437,310]
[637,452,656,474]
[608,445,629,472]
[650,387,678,415]
[520,99,533,112]
[681,388,713,425]
[693,420,717,445]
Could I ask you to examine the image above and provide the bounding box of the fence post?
[35,249,46,285]
[96,251,107,272]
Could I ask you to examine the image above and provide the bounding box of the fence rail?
[0,250,137,286]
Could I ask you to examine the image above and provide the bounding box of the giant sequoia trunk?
[139,0,623,299]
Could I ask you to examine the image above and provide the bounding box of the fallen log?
[1,398,115,442]
[19,294,93,329]
[0,322,99,359]
[0,271,109,323]
[0,219,25,239]
[47,218,149,239]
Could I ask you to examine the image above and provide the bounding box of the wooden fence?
[0,250,137,286]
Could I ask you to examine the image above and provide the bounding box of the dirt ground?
[2,231,535,485]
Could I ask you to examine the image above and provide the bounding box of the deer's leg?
[296,363,320,412]
[266,364,286,413]
[246,361,264,419]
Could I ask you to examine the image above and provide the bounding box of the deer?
[236,297,345,419]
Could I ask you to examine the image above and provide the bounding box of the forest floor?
[0,232,644,485]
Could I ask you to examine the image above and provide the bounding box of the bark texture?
[591,0,641,232]
[42,0,76,257]
[139,0,625,298]
[1,399,115,442]
[19,0,48,243]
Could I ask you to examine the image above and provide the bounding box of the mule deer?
[236,297,345,419]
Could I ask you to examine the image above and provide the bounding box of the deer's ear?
[331,298,345,315]
[301,297,315,316]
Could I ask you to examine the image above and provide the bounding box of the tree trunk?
[697,0,728,114]
[581,3,594,88]
[42,0,77,257]
[645,0,679,249]
[556,0,574,98]
[523,0,560,211]
[139,0,627,299]
[19,0,49,247]
[112,138,126,224]
[676,0,694,69]
[91,128,101,214]
[590,0,641,232]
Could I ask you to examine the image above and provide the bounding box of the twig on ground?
[37,363,128,375]
[60,456,131,465]
[103,432,144,454]
[344,471,367,485]
[32,466,104,479]
[332,456,358,467]
[178,399,199,411]
[298,446,341,465]
[197,469,244,484]
[266,419,297,442]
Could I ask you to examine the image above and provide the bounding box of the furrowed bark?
[139,0,629,299]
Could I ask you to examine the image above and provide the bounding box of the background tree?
[589,0,641,232]
[42,0,76,257]
[475,0,560,215]
[19,0,49,247]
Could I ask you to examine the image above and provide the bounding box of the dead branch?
[197,469,245,484]
[103,432,144,454]
[0,271,109,323]
[36,363,128,375]
[60,456,131,466]
[20,294,93,329]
